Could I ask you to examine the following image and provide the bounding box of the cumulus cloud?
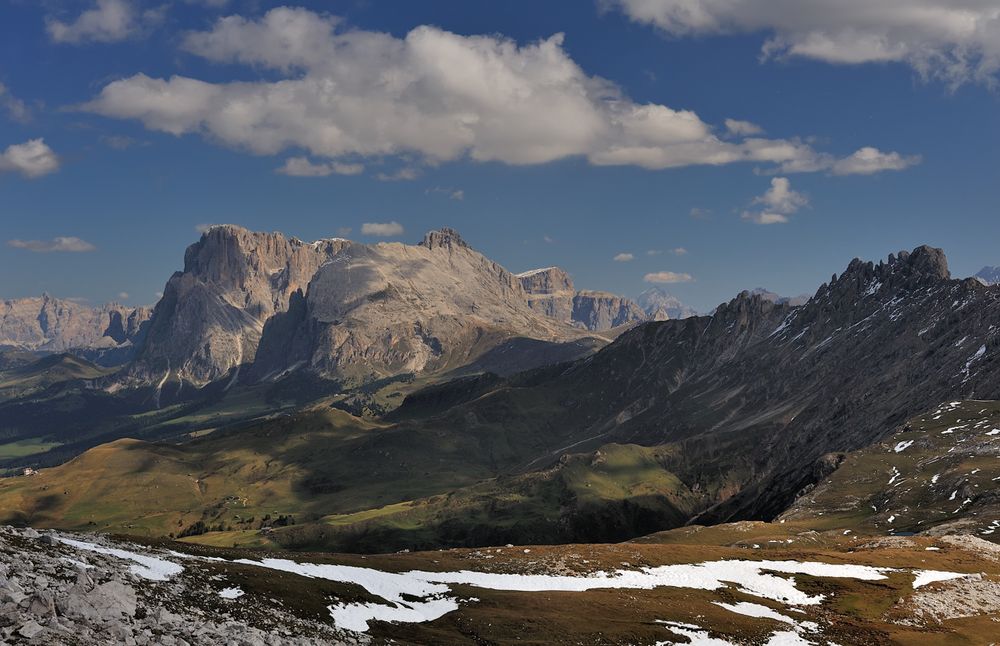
[742,176,807,224]
[117,291,129,300]
[7,236,96,252]
[276,157,364,177]
[361,221,404,237]
[670,247,688,255]
[644,271,694,283]
[0,83,31,123]
[609,0,1000,87]
[46,0,139,44]
[77,7,913,175]
[830,147,922,175]
[614,252,635,262]
[724,119,763,136]
[0,139,60,178]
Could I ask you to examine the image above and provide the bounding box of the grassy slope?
[0,392,724,552]
[781,400,1000,538]
[0,353,116,403]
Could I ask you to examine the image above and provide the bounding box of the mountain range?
[0,295,151,367]
[4,238,1000,557]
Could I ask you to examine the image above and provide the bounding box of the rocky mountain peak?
[517,267,574,295]
[420,227,470,250]
[817,245,951,307]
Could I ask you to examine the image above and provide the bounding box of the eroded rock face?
[517,267,576,322]
[517,268,646,331]
[571,291,647,330]
[0,295,151,363]
[252,228,579,384]
[125,225,349,385]
[130,226,586,387]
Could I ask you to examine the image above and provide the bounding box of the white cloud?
[614,252,635,262]
[0,139,60,178]
[610,0,1000,87]
[7,236,96,252]
[724,118,763,136]
[0,83,31,123]
[670,247,688,255]
[689,207,711,219]
[644,271,694,283]
[361,221,404,237]
[830,146,922,175]
[276,157,364,177]
[47,0,138,44]
[755,177,808,212]
[117,291,129,300]
[78,7,913,175]
[742,176,807,224]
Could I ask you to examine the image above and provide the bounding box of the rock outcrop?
[0,295,151,364]
[0,526,359,645]
[571,291,647,330]
[517,267,646,330]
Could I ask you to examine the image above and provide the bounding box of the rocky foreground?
[0,526,359,645]
[3,523,1000,644]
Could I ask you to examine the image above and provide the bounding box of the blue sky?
[2,0,999,313]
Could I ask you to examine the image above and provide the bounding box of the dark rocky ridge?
[408,245,1000,528]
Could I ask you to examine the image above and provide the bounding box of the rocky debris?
[0,295,151,364]
[898,575,1000,623]
[0,526,361,645]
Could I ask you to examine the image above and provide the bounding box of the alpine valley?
[3,227,1000,644]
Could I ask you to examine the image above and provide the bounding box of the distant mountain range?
[1,226,701,392]
[975,265,1000,285]
[0,295,150,366]
[636,287,699,320]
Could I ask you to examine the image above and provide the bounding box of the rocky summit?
[122,226,599,389]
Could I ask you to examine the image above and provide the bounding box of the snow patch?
[912,570,967,589]
[57,538,183,581]
[893,440,914,453]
